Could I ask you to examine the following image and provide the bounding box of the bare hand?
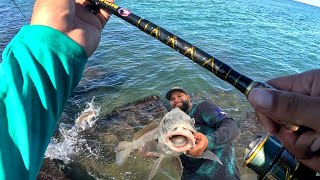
[186,132,208,157]
[30,0,114,56]
[248,69,320,172]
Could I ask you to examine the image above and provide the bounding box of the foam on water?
[45,99,101,163]
[75,98,101,130]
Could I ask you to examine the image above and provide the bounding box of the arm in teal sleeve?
[196,101,240,150]
[0,25,87,179]
[206,119,240,150]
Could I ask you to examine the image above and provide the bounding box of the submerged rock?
[99,134,119,145]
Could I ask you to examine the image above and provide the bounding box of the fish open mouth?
[169,135,188,146]
[165,129,195,152]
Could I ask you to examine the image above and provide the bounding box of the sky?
[294,0,320,7]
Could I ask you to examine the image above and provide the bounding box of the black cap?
[165,87,188,100]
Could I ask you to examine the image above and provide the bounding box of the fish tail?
[115,141,132,166]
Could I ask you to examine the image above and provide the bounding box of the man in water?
[166,87,241,179]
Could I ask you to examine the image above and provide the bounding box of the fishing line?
[11,0,26,18]
[106,13,134,30]
[87,0,300,131]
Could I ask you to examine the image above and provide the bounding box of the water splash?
[45,98,101,163]
[75,98,101,130]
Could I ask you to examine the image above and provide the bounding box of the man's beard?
[179,100,190,112]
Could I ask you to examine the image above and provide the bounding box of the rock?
[99,134,119,145]
[37,158,68,180]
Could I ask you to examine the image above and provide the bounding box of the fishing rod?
[87,0,299,131]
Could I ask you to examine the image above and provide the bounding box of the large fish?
[115,107,222,179]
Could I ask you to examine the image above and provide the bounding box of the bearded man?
[165,87,241,180]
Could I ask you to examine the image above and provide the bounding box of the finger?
[266,74,301,92]
[266,69,319,94]
[194,134,205,145]
[85,6,112,28]
[186,148,200,157]
[299,158,320,172]
[97,7,113,27]
[255,112,280,135]
[82,0,114,28]
[75,3,104,31]
[276,128,320,159]
[248,88,320,133]
[186,148,196,155]
[193,132,201,139]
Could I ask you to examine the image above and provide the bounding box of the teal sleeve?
[0,25,87,180]
[206,119,241,150]
[192,101,240,150]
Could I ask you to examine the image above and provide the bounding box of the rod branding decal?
[118,8,131,17]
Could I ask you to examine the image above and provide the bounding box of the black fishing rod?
[88,0,299,131]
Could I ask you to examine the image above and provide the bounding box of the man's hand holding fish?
[186,132,209,157]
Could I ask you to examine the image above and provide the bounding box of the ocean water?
[1,0,320,111]
[1,0,320,179]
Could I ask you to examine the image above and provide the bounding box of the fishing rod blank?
[88,0,299,131]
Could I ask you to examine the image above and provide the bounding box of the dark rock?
[37,158,68,180]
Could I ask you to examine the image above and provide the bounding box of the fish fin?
[148,157,164,180]
[115,141,132,166]
[170,156,183,177]
[140,140,161,158]
[200,150,223,165]
[133,121,160,140]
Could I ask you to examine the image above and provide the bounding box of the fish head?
[159,108,196,153]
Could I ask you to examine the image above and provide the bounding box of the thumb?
[248,88,320,133]
[193,132,201,139]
